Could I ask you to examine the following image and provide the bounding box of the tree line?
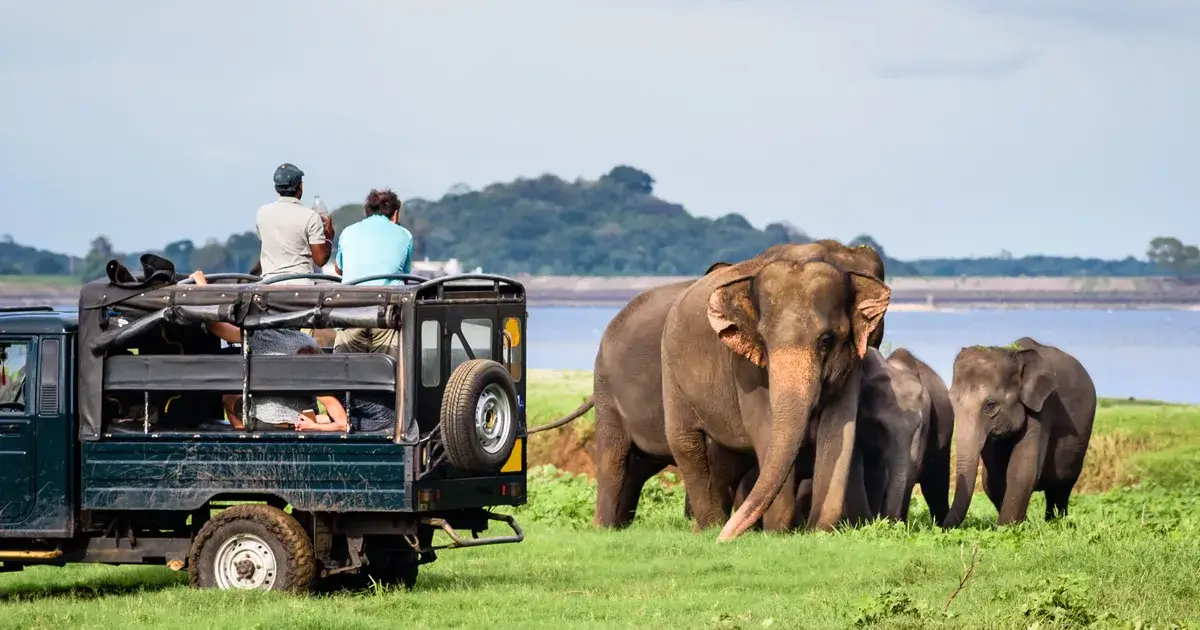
[0,166,1190,280]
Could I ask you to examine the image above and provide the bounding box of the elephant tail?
[527,395,595,434]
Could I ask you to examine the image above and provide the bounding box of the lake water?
[527,307,1200,404]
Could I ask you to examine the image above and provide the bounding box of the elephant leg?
[918,445,951,526]
[997,422,1050,525]
[791,477,813,529]
[980,441,1009,516]
[1043,481,1073,521]
[593,400,639,528]
[807,371,863,531]
[616,447,668,523]
[708,442,756,519]
[664,384,726,531]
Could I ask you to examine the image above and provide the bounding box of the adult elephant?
[533,262,751,528]
[943,337,1096,527]
[886,348,954,525]
[662,243,891,540]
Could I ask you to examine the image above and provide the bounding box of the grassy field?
[1,370,1198,629]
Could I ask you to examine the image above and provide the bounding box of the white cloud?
[0,0,1195,259]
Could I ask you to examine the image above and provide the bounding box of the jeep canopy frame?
[76,258,525,442]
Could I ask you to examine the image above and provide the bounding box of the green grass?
[0,371,1197,629]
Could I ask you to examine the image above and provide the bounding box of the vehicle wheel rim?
[475,383,512,455]
[213,533,278,590]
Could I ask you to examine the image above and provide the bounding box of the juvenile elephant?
[943,338,1096,527]
[857,348,931,521]
[886,348,954,525]
[662,243,891,540]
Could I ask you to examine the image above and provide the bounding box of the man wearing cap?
[255,163,335,285]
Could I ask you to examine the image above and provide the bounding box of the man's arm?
[401,237,415,274]
[333,247,343,276]
[307,212,333,267]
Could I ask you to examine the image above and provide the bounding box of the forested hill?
[331,166,816,276]
[0,165,1189,279]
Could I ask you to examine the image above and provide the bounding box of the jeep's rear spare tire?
[188,504,315,593]
[441,359,519,472]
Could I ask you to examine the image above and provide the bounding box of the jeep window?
[451,318,493,372]
[0,340,30,413]
[503,317,523,382]
[421,320,441,387]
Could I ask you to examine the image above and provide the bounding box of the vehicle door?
[415,304,499,435]
[0,337,35,524]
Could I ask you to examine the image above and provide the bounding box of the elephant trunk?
[944,416,987,528]
[718,349,817,541]
[878,445,911,521]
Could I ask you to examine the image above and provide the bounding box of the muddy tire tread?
[187,503,315,593]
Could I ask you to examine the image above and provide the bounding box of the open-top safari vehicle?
[0,256,528,592]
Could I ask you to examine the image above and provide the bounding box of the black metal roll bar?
[414,273,523,301]
[415,274,521,291]
[177,273,262,285]
[344,273,429,285]
[258,273,344,285]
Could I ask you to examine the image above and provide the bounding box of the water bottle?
[313,195,329,220]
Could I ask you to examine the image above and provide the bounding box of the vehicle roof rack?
[0,305,56,313]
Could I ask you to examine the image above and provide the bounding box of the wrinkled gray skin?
[944,337,1096,527]
[709,347,939,527]
[858,348,931,521]
[886,348,954,525]
[543,262,747,528]
[663,243,891,540]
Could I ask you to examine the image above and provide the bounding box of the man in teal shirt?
[333,188,415,353]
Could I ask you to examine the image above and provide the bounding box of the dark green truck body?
[0,267,528,586]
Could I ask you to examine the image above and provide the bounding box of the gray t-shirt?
[250,329,319,426]
[256,197,325,283]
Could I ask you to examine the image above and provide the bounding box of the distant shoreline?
[529,299,1200,311]
[2,275,1198,311]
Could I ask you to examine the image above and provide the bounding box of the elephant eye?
[982,399,998,415]
[817,331,836,353]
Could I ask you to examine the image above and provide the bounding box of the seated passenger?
[190,270,348,431]
[346,394,396,433]
[331,188,413,354]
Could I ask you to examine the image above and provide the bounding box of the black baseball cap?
[273,163,304,188]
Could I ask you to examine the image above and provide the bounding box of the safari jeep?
[0,258,528,592]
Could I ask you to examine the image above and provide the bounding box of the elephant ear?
[707,275,765,368]
[848,272,890,359]
[1016,349,1056,412]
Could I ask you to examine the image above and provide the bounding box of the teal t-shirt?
[335,215,415,285]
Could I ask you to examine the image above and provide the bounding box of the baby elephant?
[858,348,953,523]
[944,337,1096,527]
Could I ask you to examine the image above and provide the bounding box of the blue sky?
[1,0,1196,260]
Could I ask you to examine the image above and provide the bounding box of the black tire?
[362,535,421,590]
[188,504,315,593]
[441,359,519,472]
